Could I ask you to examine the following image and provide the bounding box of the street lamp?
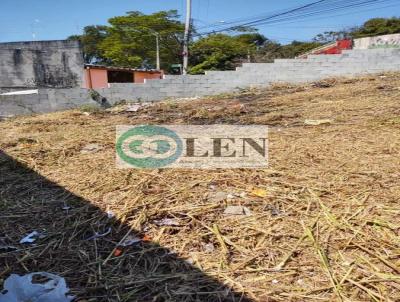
[120,26,161,70]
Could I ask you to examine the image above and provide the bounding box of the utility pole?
[155,32,160,70]
[183,0,192,75]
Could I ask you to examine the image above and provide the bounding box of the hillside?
[1,73,400,301]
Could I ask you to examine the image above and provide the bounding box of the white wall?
[354,33,400,50]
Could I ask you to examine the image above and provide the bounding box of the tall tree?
[189,33,265,74]
[99,10,184,69]
[68,25,108,64]
[69,11,184,69]
[313,30,353,43]
[353,17,400,38]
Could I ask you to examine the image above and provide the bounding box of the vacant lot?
[1,73,399,301]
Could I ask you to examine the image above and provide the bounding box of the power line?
[255,1,399,29]
[196,0,328,31]
[194,0,398,36]
[243,0,396,28]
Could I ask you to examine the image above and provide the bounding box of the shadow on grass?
[0,151,254,301]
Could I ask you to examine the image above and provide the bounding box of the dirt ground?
[0,73,399,301]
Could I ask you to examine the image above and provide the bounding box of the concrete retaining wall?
[1,48,400,117]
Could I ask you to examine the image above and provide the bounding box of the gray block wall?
[0,40,84,90]
[1,48,400,117]
[0,89,98,117]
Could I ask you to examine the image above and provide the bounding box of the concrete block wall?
[1,48,400,116]
[0,40,84,90]
[0,89,98,118]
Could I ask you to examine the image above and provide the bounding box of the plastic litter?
[209,191,228,202]
[0,272,74,302]
[226,194,235,200]
[203,243,215,253]
[224,206,252,216]
[304,119,332,126]
[86,227,111,240]
[62,202,71,211]
[113,248,123,257]
[119,235,142,247]
[154,218,180,226]
[238,192,247,198]
[251,188,267,198]
[80,143,102,154]
[126,104,142,112]
[19,231,41,244]
[0,89,38,96]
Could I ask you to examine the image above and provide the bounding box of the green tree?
[69,10,184,69]
[278,41,322,58]
[313,30,353,43]
[253,40,322,62]
[68,25,108,64]
[189,33,264,74]
[235,33,267,46]
[100,10,184,69]
[353,17,400,38]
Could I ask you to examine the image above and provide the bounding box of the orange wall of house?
[84,69,108,89]
[84,69,164,88]
[134,71,163,83]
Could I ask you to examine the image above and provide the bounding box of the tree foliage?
[313,30,353,43]
[69,10,184,70]
[189,33,266,74]
[352,17,400,38]
[69,25,108,64]
[100,11,184,69]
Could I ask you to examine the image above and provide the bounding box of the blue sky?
[1,0,399,44]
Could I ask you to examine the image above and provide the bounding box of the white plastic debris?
[86,227,111,240]
[80,143,102,154]
[119,235,142,247]
[106,210,115,218]
[203,243,215,253]
[238,192,247,198]
[223,206,252,216]
[20,231,41,244]
[0,272,74,302]
[304,119,332,126]
[154,218,180,226]
[209,191,228,203]
[0,89,38,96]
[125,104,142,112]
[62,202,71,211]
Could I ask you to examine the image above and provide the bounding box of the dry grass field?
[1,73,399,301]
